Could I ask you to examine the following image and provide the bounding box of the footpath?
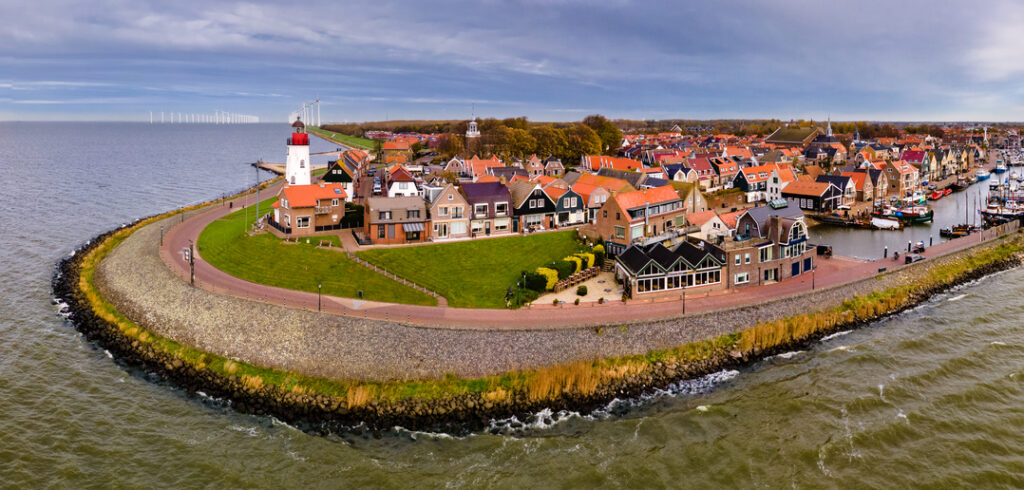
[158,180,1014,329]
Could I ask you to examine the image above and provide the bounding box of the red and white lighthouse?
[285,118,311,185]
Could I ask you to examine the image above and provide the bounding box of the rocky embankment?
[53,214,1023,432]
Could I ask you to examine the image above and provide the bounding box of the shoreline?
[52,182,1024,431]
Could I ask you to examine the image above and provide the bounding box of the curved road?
[156,180,1008,329]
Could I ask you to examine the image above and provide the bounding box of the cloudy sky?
[2,0,1023,122]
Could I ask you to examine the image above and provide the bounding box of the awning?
[404,222,425,232]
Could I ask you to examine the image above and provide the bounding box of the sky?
[2,0,1024,122]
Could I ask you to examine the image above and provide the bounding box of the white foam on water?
[822,330,852,341]
[395,426,463,441]
[229,425,260,437]
[947,294,968,302]
[991,341,1007,346]
[770,351,804,360]
[104,350,112,359]
[695,405,709,412]
[896,410,909,423]
[878,384,887,402]
[828,345,851,353]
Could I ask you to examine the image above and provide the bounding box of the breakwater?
[53,184,1024,431]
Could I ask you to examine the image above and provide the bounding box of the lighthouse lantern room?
[286,118,311,186]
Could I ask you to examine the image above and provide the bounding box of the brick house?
[595,185,686,247]
[460,181,513,237]
[425,183,470,241]
[269,183,347,237]
[615,240,727,298]
[724,203,815,287]
[364,196,430,244]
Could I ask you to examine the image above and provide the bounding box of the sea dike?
[53,195,1024,433]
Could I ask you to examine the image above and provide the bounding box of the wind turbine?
[315,96,321,127]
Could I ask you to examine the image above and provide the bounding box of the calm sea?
[1,122,1023,487]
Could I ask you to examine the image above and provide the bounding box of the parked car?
[905,253,925,264]
[911,241,926,253]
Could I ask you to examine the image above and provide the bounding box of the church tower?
[466,118,481,139]
[285,118,310,186]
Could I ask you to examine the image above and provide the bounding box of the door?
[791,262,800,276]
[438,222,448,238]
[803,257,811,272]
[485,221,491,235]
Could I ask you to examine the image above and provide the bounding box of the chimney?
[319,182,325,188]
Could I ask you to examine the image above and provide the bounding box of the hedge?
[536,267,559,291]
[575,252,595,269]
[564,256,582,274]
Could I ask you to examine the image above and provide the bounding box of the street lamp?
[318,282,323,311]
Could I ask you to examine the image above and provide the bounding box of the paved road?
[158,184,1008,329]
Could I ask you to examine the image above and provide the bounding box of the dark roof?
[597,168,645,189]
[562,171,583,185]
[617,245,654,274]
[489,166,528,180]
[642,177,669,189]
[460,181,510,201]
[766,126,820,144]
[815,175,851,189]
[672,240,726,266]
[743,204,805,238]
[643,243,679,270]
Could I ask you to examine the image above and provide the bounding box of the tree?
[436,134,464,159]
[562,123,602,163]
[502,117,529,131]
[583,114,623,155]
[530,125,568,158]
[509,128,537,159]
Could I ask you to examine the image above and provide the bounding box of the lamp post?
[318,282,323,312]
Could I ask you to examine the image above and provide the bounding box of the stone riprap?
[94,212,1022,382]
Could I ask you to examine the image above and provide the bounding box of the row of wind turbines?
[149,111,259,124]
[291,97,321,127]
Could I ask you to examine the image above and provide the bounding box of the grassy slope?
[198,198,436,306]
[308,127,374,150]
[358,231,583,308]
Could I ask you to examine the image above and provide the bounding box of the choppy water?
[3,122,1024,487]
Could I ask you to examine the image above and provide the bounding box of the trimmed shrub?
[576,252,595,269]
[574,298,580,305]
[550,260,573,280]
[593,244,606,267]
[523,271,548,292]
[564,256,583,274]
[576,285,588,296]
[536,267,559,291]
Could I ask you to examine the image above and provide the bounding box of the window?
[439,206,448,217]
[448,194,454,200]
[614,226,625,239]
[451,222,467,235]
[735,272,750,284]
[407,210,420,219]
[452,207,464,218]
[300,159,305,168]
[735,254,741,265]
[630,225,644,240]
[284,214,290,226]
[603,210,608,218]
[296,217,310,228]
[495,202,508,215]
[744,253,751,264]
[378,211,391,220]
[378,226,385,239]
[331,199,339,206]
[616,212,621,220]
[759,245,773,263]
[475,203,488,216]
[529,199,536,209]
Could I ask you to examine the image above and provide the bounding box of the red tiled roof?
[781,179,831,197]
[841,171,867,191]
[686,210,719,227]
[280,183,348,208]
[614,185,679,212]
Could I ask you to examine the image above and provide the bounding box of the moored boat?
[977,169,991,181]
[995,164,1008,174]
[870,217,902,230]
[874,205,934,224]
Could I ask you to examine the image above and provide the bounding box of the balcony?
[315,206,332,215]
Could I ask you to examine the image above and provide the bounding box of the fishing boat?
[928,188,952,200]
[948,179,970,192]
[939,224,982,238]
[874,205,934,224]
[977,169,991,181]
[870,217,902,230]
[995,163,1008,174]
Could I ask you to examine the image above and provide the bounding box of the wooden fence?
[554,266,600,292]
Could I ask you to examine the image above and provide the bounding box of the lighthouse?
[286,118,311,186]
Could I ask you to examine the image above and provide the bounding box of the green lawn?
[358,232,585,308]
[197,199,437,306]
[308,127,374,150]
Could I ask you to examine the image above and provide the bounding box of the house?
[815,175,856,205]
[575,174,635,194]
[663,163,698,184]
[533,175,569,190]
[364,196,430,244]
[571,182,611,223]
[385,165,420,197]
[488,166,528,182]
[686,157,718,189]
[269,183,347,237]
[321,159,356,202]
[509,180,557,231]
[615,241,727,298]
[733,163,796,202]
[425,183,470,241]
[725,202,815,286]
[547,186,587,226]
[841,171,874,202]
[544,156,565,176]
[581,155,642,172]
[709,158,739,188]
[675,182,709,213]
[765,126,821,148]
[781,179,842,212]
[885,160,919,196]
[525,154,545,178]
[686,210,729,240]
[460,181,513,237]
[595,186,687,248]
[866,168,889,198]
[381,140,413,163]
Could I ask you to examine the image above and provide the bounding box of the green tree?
[582,114,624,155]
[502,117,529,131]
[530,125,568,158]
[562,123,602,163]
[509,128,537,159]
